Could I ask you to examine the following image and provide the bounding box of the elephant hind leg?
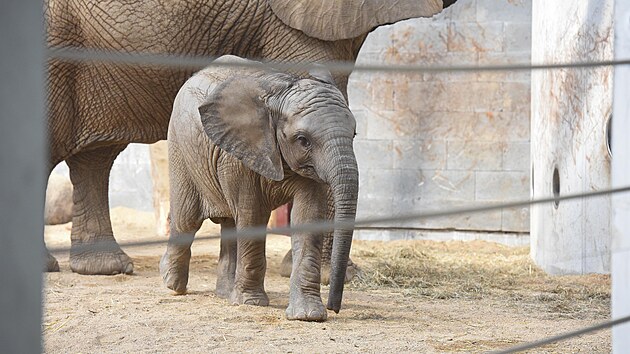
[43,170,60,272]
[229,213,270,307]
[45,248,60,272]
[66,145,133,275]
[279,250,292,278]
[45,60,78,272]
[160,163,203,294]
[160,223,200,295]
[215,219,237,299]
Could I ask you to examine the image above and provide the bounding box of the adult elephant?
[45,0,456,275]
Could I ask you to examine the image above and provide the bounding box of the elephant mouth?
[295,164,325,183]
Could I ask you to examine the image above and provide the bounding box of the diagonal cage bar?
[47,46,630,74]
[490,314,630,354]
[49,185,630,254]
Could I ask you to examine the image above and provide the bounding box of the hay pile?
[349,240,610,319]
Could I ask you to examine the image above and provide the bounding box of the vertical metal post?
[612,0,630,351]
[0,1,46,352]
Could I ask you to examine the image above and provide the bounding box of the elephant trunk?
[324,140,359,313]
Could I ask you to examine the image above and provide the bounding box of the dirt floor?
[44,208,611,353]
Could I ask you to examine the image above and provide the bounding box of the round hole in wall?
[606,114,612,158]
[552,166,560,209]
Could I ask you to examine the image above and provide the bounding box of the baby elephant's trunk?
[324,140,359,313]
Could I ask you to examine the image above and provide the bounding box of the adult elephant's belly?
[70,63,193,150]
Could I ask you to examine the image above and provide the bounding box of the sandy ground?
[44,208,611,353]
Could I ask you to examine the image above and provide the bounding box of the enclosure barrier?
[2,9,628,349]
[48,46,630,75]
[48,185,630,252]
[490,314,630,354]
[0,1,46,353]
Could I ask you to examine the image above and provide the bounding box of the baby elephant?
[160,55,358,321]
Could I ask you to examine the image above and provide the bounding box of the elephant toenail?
[124,263,134,274]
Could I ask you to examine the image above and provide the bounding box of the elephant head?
[198,64,358,313]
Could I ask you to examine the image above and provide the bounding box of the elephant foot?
[70,241,133,275]
[280,250,359,285]
[159,250,190,295]
[215,275,234,299]
[286,294,327,322]
[229,287,269,306]
[320,258,359,286]
[45,251,60,272]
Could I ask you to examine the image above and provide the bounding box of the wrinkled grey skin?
[160,56,358,321]
[44,0,454,275]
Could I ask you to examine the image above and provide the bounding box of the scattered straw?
[349,240,610,319]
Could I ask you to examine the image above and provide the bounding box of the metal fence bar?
[49,185,630,254]
[0,1,46,352]
[491,315,630,354]
[47,46,630,74]
[612,0,630,351]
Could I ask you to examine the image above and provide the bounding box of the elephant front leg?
[230,215,270,306]
[215,219,237,299]
[285,191,327,322]
[286,231,327,321]
[280,188,358,285]
[66,146,133,275]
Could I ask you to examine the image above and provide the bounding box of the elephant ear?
[198,76,284,181]
[268,0,444,41]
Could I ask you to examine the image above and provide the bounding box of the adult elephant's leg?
[215,218,237,299]
[45,59,75,272]
[66,144,133,275]
[44,237,60,272]
[44,167,60,272]
[286,186,327,321]
[230,213,270,306]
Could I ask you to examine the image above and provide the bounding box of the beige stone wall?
[530,0,613,274]
[349,0,532,235]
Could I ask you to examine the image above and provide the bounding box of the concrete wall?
[612,0,630,345]
[350,0,532,239]
[530,0,613,274]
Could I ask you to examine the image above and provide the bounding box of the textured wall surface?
[350,0,532,237]
[530,0,613,274]
[612,0,630,344]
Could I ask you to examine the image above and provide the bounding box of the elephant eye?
[296,135,311,149]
